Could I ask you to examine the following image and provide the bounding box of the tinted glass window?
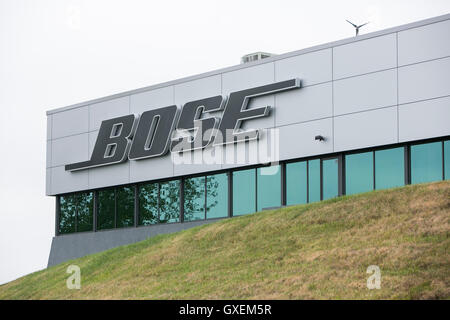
[345,152,374,195]
[286,161,307,206]
[184,176,205,221]
[206,173,228,219]
[444,140,449,180]
[98,189,115,230]
[116,187,134,228]
[77,192,94,232]
[139,183,158,225]
[159,180,180,223]
[322,158,339,200]
[308,159,320,202]
[59,194,76,234]
[257,165,281,211]
[375,147,405,189]
[411,142,443,184]
[233,169,256,215]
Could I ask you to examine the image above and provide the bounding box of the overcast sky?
[1,0,449,285]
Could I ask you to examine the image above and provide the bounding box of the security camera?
[315,135,325,142]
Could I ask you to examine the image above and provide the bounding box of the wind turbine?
[346,20,369,36]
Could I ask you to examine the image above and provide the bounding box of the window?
[286,161,307,206]
[139,183,158,225]
[77,192,94,232]
[59,192,93,234]
[159,180,180,223]
[375,147,405,190]
[59,195,77,234]
[257,165,281,211]
[184,176,205,221]
[206,173,228,219]
[322,158,339,200]
[97,189,115,230]
[445,140,450,180]
[233,169,256,215]
[345,152,373,195]
[308,159,320,202]
[411,142,443,184]
[116,186,134,228]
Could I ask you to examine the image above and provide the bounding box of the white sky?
[0,0,449,285]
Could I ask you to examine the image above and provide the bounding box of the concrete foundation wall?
[48,218,222,267]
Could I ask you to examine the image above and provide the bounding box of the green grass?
[1,181,449,299]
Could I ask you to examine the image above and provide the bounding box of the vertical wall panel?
[334,69,397,115]
[51,133,89,167]
[52,106,89,139]
[333,34,397,79]
[130,86,174,114]
[275,49,332,86]
[89,96,130,131]
[46,115,52,140]
[398,57,450,104]
[275,82,332,126]
[398,96,450,142]
[334,107,398,152]
[398,19,450,66]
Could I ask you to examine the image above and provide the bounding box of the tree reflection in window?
[116,186,134,228]
[139,183,158,225]
[77,192,94,232]
[184,176,205,221]
[98,189,115,230]
[59,192,93,234]
[159,180,180,223]
[183,173,228,221]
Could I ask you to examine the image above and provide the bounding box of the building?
[46,14,450,266]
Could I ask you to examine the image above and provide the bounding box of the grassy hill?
[1,181,449,299]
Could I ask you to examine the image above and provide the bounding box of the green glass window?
[233,168,256,216]
[257,165,281,211]
[184,176,206,221]
[59,194,77,234]
[286,161,307,206]
[444,140,450,180]
[375,147,405,190]
[139,183,158,225]
[308,159,320,202]
[206,173,228,219]
[159,180,180,223]
[59,193,93,234]
[76,192,94,232]
[97,189,115,230]
[345,152,374,195]
[116,187,134,228]
[411,142,443,184]
[322,158,339,200]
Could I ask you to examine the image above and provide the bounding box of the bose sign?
[66,79,301,171]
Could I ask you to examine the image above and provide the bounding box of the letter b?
[65,114,137,171]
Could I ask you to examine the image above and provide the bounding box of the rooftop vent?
[241,52,275,64]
